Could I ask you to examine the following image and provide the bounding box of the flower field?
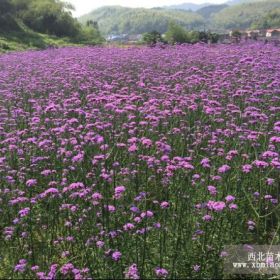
[0,43,280,279]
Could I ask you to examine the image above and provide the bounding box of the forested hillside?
[251,8,280,29]
[212,1,280,30]
[164,2,211,11]
[0,0,80,35]
[196,4,229,18]
[0,0,104,52]
[79,6,205,35]
[79,0,280,35]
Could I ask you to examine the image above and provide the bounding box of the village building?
[266,29,280,38]
[228,28,280,42]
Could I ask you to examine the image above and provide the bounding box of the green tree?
[0,0,14,15]
[231,30,241,38]
[188,30,199,43]
[165,22,200,44]
[142,31,163,45]
[198,31,208,43]
[0,0,21,32]
[165,22,189,44]
[77,23,105,45]
[206,31,219,43]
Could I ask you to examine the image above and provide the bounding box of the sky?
[64,0,227,17]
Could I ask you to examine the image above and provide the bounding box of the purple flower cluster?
[0,42,279,278]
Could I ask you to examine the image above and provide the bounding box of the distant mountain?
[224,0,276,6]
[79,6,204,35]
[226,0,244,5]
[78,0,280,35]
[164,0,265,11]
[197,4,229,18]
[164,2,211,11]
[226,0,274,5]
